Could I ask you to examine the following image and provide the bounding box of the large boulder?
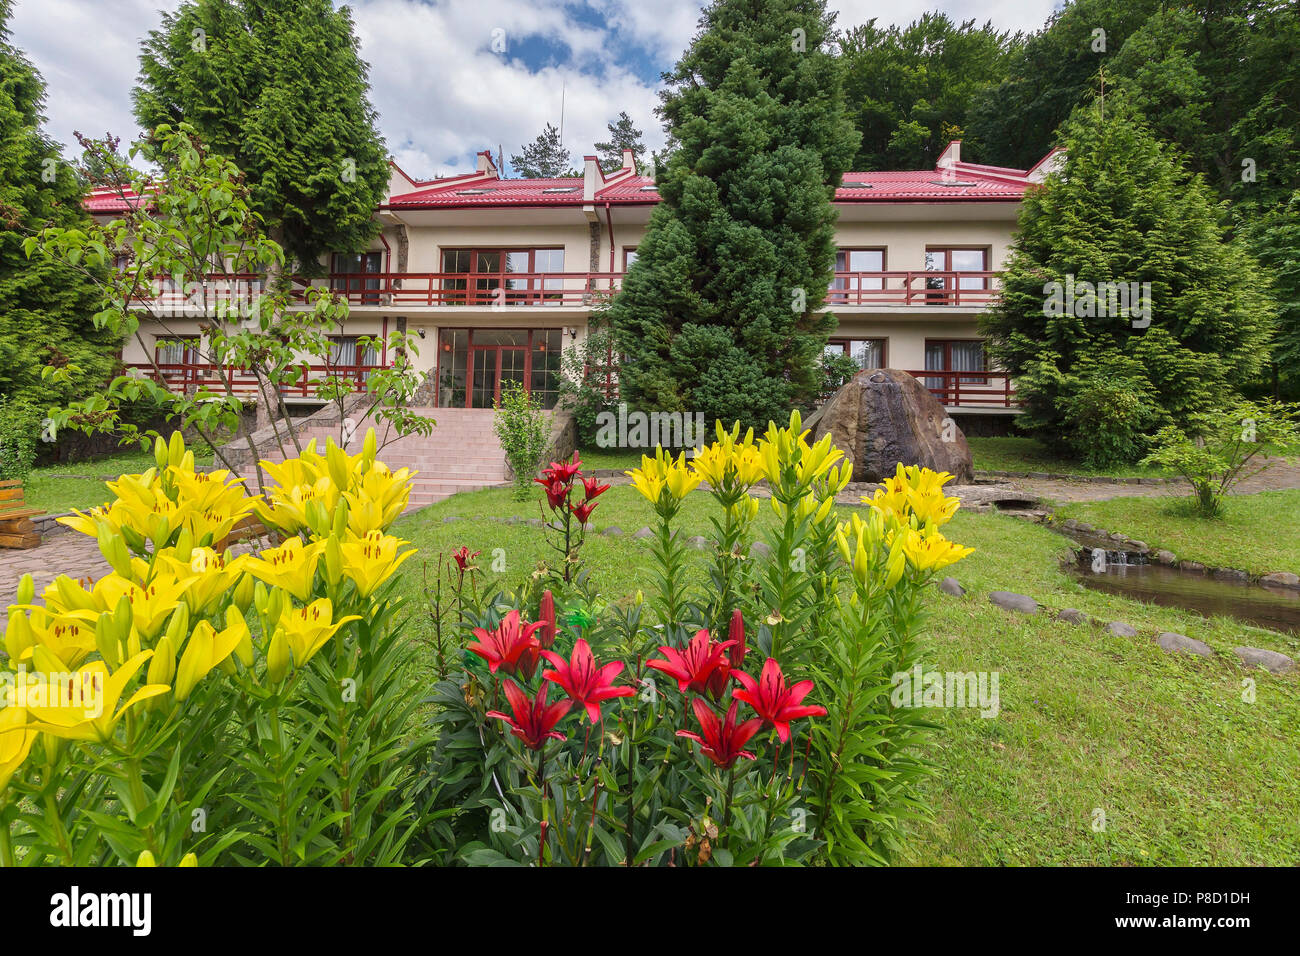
[812,368,974,483]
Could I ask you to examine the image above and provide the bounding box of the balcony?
[125,361,377,400]
[903,369,1016,410]
[825,271,999,308]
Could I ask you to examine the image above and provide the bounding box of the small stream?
[1058,527,1300,635]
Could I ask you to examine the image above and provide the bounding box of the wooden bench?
[0,479,44,549]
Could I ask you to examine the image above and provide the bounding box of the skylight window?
[639,185,658,191]
[842,181,873,188]
[542,187,579,193]
[456,188,491,195]
[930,180,978,187]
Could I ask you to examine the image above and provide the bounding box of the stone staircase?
[238,407,510,510]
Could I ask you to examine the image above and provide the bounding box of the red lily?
[541,639,635,723]
[733,657,827,743]
[534,474,570,510]
[677,698,762,769]
[646,628,737,699]
[726,609,747,669]
[571,499,598,524]
[487,680,572,750]
[538,590,558,649]
[544,453,583,483]
[468,610,544,678]
[451,546,480,571]
[581,476,610,500]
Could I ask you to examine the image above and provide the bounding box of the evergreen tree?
[0,0,118,421]
[603,0,859,429]
[980,97,1275,463]
[509,123,577,178]
[594,111,646,172]
[134,0,388,271]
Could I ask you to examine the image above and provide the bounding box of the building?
[90,140,1063,420]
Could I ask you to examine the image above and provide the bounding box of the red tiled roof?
[84,184,151,213]
[388,176,591,207]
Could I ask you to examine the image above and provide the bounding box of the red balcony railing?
[903,369,1016,408]
[127,361,376,398]
[124,270,1002,309]
[826,271,1000,307]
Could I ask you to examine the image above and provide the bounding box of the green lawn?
[1055,489,1300,576]
[966,436,1164,478]
[23,447,214,515]
[389,484,1300,866]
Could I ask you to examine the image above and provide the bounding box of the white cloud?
[8,0,1064,176]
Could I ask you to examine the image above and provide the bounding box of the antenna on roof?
[559,80,566,147]
[497,144,503,171]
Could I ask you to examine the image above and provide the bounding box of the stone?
[1154,550,1177,566]
[1155,632,1213,657]
[526,519,545,528]
[1179,561,1207,574]
[1260,572,1300,588]
[989,591,1039,614]
[601,526,623,537]
[686,535,711,550]
[1027,472,1051,480]
[1109,532,1127,542]
[1233,647,1296,674]
[1212,567,1248,582]
[1076,523,1094,533]
[810,368,973,484]
[1061,518,1080,530]
[1057,608,1088,625]
[939,577,965,597]
[632,526,654,540]
[750,541,772,559]
[442,515,461,523]
[1128,540,1148,552]
[1107,621,1138,638]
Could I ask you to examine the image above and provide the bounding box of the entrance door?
[467,330,529,408]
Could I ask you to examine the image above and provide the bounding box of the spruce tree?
[980,96,1275,462]
[604,0,859,429]
[594,112,646,172]
[0,1,118,418]
[509,123,576,178]
[134,0,388,271]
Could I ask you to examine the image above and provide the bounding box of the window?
[155,336,199,367]
[924,247,988,304]
[832,248,885,299]
[925,340,986,388]
[826,338,886,369]
[541,187,579,194]
[329,336,379,368]
[436,328,563,409]
[330,251,383,304]
[623,248,639,271]
[440,248,565,305]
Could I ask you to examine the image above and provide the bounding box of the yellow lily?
[173,610,249,701]
[0,698,37,792]
[339,531,417,598]
[243,536,324,602]
[275,598,361,670]
[25,651,170,742]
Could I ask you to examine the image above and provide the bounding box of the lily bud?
[94,616,121,669]
[168,429,185,467]
[149,635,177,686]
[266,628,291,683]
[362,427,376,468]
[4,613,35,661]
[331,500,349,538]
[179,853,198,867]
[323,535,343,587]
[137,851,157,867]
[112,594,134,642]
[154,435,169,471]
[15,573,34,607]
[165,603,190,645]
[232,573,255,614]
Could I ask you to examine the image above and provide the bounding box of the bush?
[820,350,861,400]
[1056,360,1162,468]
[557,322,619,446]
[0,397,42,482]
[493,381,550,500]
[1142,399,1300,516]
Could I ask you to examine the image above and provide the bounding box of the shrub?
[0,397,42,482]
[820,350,861,401]
[557,322,619,446]
[493,382,550,501]
[1142,399,1300,516]
[1056,360,1162,468]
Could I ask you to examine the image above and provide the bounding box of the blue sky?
[9,0,1065,179]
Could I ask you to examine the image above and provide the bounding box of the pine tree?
[980,96,1275,462]
[603,0,860,429]
[134,0,388,271]
[0,0,118,419]
[594,111,646,172]
[509,123,576,178]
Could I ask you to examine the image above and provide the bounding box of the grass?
[388,483,1300,866]
[966,436,1164,478]
[1055,489,1300,576]
[23,447,214,515]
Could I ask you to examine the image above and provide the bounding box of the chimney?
[621,148,635,171]
[476,150,499,178]
[583,155,600,202]
[936,141,962,170]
